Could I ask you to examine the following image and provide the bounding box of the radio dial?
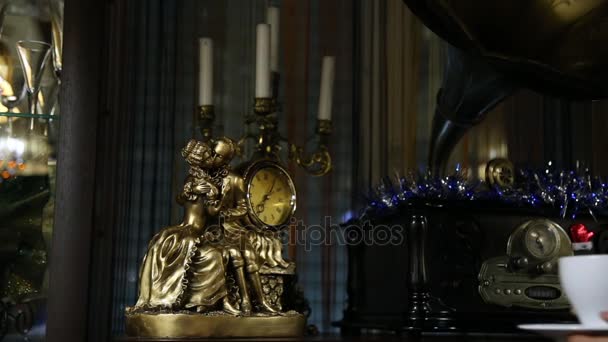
[511,256,529,269]
[524,223,559,260]
[537,261,554,274]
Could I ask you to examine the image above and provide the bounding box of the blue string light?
[358,163,608,221]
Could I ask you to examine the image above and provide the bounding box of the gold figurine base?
[125,311,306,338]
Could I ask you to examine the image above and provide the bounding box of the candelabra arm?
[288,119,332,176]
[236,133,259,158]
[250,99,333,175]
[194,98,333,179]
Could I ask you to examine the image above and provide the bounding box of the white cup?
[559,255,608,328]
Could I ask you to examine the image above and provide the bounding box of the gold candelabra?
[197,96,332,176]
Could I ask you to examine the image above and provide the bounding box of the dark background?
[46,0,608,341]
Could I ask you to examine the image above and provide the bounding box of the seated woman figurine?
[131,140,239,314]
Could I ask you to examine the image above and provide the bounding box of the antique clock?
[242,159,297,229]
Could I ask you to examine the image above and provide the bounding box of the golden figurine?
[125,138,305,338]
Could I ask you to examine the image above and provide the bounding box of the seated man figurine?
[202,137,278,314]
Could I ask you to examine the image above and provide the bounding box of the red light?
[570,223,595,243]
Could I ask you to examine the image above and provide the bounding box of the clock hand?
[256,203,266,214]
[257,195,273,214]
[266,177,277,196]
[257,194,273,212]
[256,178,279,215]
[256,178,278,214]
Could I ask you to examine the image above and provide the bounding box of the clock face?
[246,163,296,227]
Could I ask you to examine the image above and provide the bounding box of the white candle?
[255,24,271,98]
[318,56,335,120]
[198,38,213,106]
[267,6,280,72]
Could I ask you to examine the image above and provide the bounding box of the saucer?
[518,324,608,339]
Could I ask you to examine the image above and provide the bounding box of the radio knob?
[537,261,554,274]
[512,257,529,269]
